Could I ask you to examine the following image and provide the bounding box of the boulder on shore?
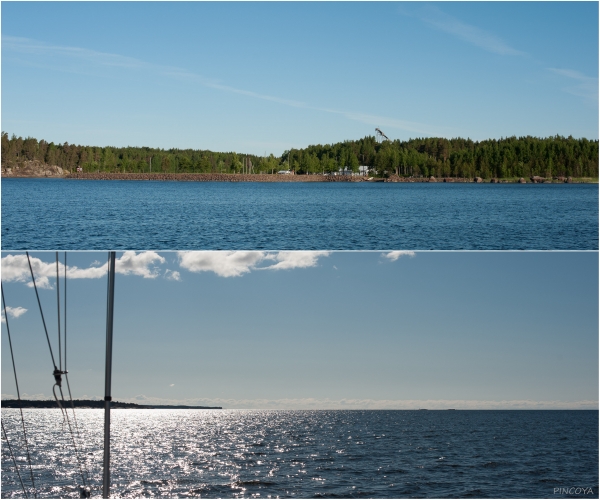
[518,178,526,183]
[429,176,437,182]
[530,175,545,183]
[474,177,483,183]
[385,174,403,183]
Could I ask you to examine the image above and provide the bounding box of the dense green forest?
[2,132,598,178]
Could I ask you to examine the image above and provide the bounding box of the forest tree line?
[2,132,598,179]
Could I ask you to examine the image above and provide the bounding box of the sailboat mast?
[103,251,116,499]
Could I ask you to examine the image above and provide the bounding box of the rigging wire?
[26,252,58,371]
[63,252,88,460]
[62,252,93,493]
[1,283,38,498]
[56,252,62,371]
[64,374,92,486]
[2,420,28,498]
[53,381,90,491]
[65,251,67,375]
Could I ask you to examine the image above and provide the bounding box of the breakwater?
[66,172,360,182]
[65,173,477,182]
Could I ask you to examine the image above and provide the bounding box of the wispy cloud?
[164,270,181,281]
[2,35,148,70]
[263,251,331,271]
[547,67,599,103]
[2,35,446,137]
[411,7,524,56]
[177,251,330,278]
[1,251,166,288]
[382,251,416,262]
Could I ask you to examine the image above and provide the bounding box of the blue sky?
[2,2,598,155]
[2,251,598,409]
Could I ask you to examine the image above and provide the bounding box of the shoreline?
[1,399,222,410]
[2,171,596,183]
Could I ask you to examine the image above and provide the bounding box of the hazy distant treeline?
[2,132,598,178]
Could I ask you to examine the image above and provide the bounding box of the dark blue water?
[2,180,597,250]
[1,410,598,498]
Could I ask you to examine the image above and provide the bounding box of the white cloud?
[8,306,27,318]
[2,251,325,288]
[178,251,267,277]
[116,251,165,278]
[1,253,59,289]
[177,251,330,277]
[263,251,331,271]
[1,252,166,288]
[413,7,524,56]
[547,67,598,103]
[66,264,107,279]
[382,251,416,262]
[1,306,28,323]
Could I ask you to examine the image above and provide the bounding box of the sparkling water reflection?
[1,410,597,498]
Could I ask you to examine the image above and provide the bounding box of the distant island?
[1,399,222,410]
[1,132,597,181]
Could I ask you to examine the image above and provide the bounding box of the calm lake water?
[1,409,597,498]
[1,180,597,250]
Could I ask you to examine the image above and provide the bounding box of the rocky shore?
[63,173,581,183]
[1,162,591,183]
[2,160,65,177]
